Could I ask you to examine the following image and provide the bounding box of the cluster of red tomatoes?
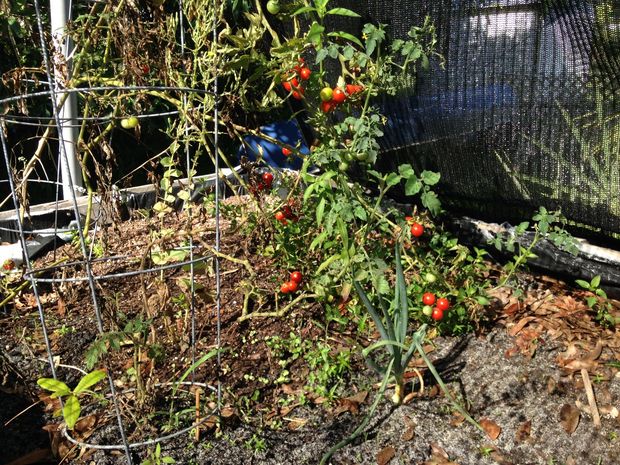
[281,59,311,100]
[421,292,450,321]
[320,84,364,113]
[2,259,15,271]
[249,172,274,198]
[274,201,298,226]
[280,271,303,294]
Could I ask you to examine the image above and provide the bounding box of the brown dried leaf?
[220,406,235,418]
[401,416,415,441]
[559,404,580,434]
[376,446,395,465]
[286,417,308,430]
[515,420,531,443]
[56,297,66,317]
[490,450,515,465]
[508,317,536,336]
[423,443,460,465]
[73,414,97,434]
[480,418,501,440]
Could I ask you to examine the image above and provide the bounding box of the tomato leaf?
[421,191,441,216]
[327,31,363,48]
[292,6,317,15]
[326,7,360,17]
[420,170,440,186]
[316,197,326,225]
[306,22,325,46]
[405,177,422,196]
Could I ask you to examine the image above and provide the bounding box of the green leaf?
[353,205,367,221]
[73,369,106,395]
[476,296,491,306]
[404,177,422,196]
[292,6,317,15]
[317,254,341,274]
[306,22,325,46]
[316,197,326,225]
[172,350,220,398]
[353,281,390,343]
[394,245,408,344]
[385,173,401,187]
[37,378,71,397]
[326,7,360,17]
[327,31,363,48]
[63,394,81,430]
[162,458,176,464]
[310,230,328,251]
[315,48,329,64]
[398,164,415,178]
[420,170,440,186]
[421,191,441,216]
[590,275,601,289]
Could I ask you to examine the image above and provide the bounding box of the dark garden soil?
[1,198,620,465]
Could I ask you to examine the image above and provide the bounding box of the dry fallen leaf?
[423,443,460,465]
[376,446,396,465]
[480,418,501,440]
[515,419,531,443]
[559,404,580,434]
[330,390,368,417]
[401,416,415,441]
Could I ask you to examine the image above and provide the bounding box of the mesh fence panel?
[324,0,620,237]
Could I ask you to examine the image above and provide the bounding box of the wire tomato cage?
[0,0,224,462]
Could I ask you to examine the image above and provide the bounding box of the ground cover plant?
[0,1,620,464]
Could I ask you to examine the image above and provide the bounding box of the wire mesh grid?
[0,0,223,463]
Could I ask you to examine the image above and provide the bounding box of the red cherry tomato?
[431,307,444,321]
[286,280,298,292]
[292,90,303,100]
[282,81,292,92]
[280,282,290,294]
[422,292,436,306]
[290,271,302,283]
[331,87,346,104]
[345,84,363,95]
[436,298,450,311]
[299,67,311,80]
[282,147,293,157]
[410,223,424,237]
[275,211,285,221]
[262,172,274,185]
[321,101,334,113]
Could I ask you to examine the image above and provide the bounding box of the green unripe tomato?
[424,272,437,284]
[344,152,354,162]
[320,87,334,102]
[121,116,139,129]
[355,152,369,161]
[266,0,280,14]
[422,305,433,316]
[338,161,349,171]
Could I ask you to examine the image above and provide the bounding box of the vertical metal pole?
[49,0,83,199]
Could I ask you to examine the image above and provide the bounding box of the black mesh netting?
[309,0,620,237]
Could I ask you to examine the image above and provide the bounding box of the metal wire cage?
[0,1,224,463]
